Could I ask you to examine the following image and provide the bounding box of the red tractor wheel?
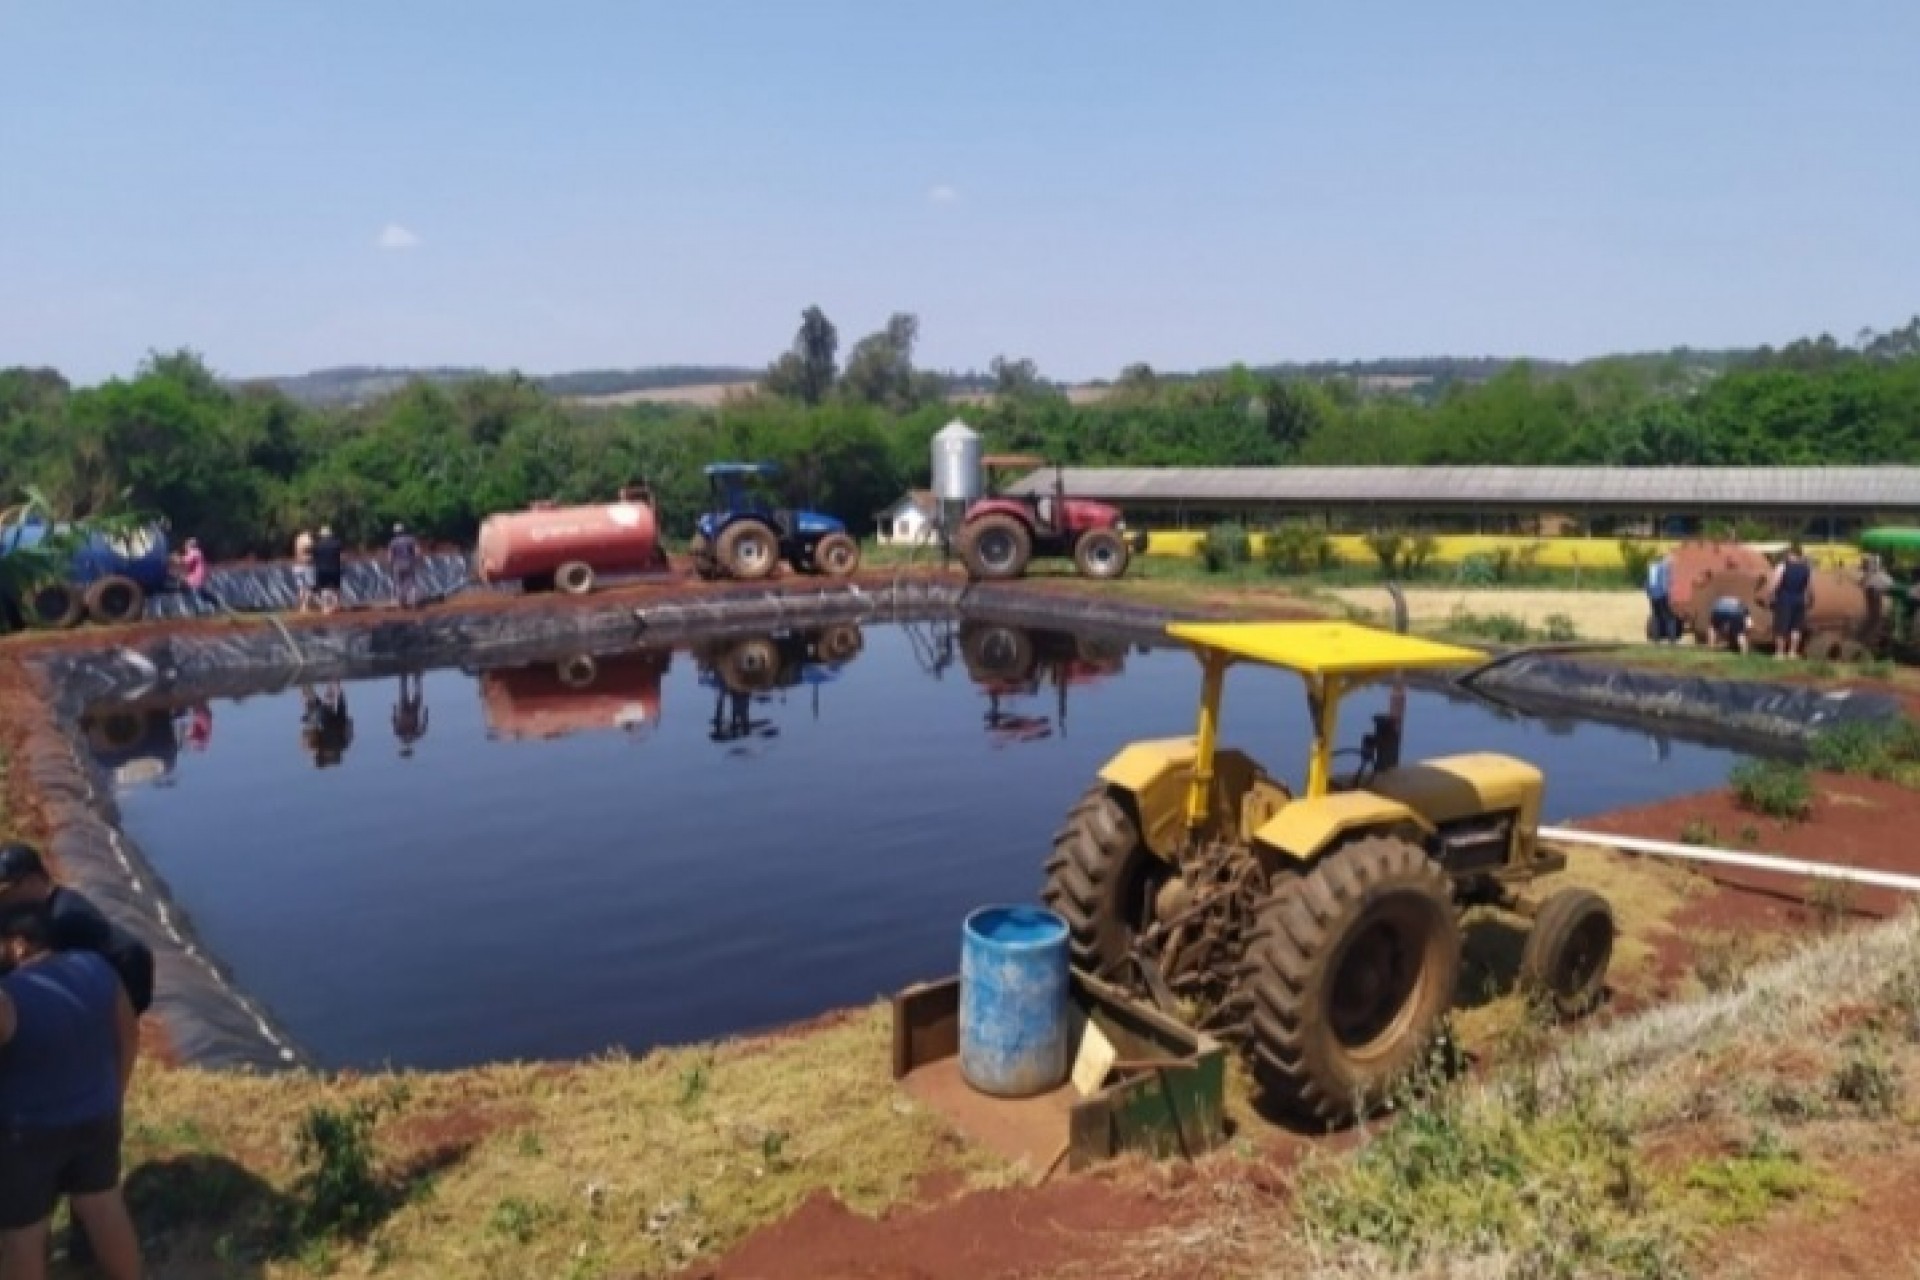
[1074,528,1130,581]
[959,514,1032,581]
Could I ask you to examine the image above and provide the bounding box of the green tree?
[762,305,839,405]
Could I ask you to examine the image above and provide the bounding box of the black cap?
[0,843,46,887]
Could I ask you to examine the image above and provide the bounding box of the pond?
[89,620,1748,1070]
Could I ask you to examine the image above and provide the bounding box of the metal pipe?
[1540,825,1920,894]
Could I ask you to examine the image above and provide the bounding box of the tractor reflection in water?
[957,621,1129,747]
[692,625,865,755]
[299,682,354,769]
[476,650,671,743]
[78,706,186,790]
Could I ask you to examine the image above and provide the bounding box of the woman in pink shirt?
[177,538,223,612]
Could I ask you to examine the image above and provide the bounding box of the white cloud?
[375,223,422,250]
[927,184,959,205]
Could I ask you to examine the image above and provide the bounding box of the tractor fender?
[1252,793,1432,863]
[1096,738,1267,860]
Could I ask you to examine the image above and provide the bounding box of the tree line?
[2,313,1917,558]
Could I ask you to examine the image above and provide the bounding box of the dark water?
[97,621,1747,1070]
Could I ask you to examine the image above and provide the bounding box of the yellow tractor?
[1041,621,1613,1124]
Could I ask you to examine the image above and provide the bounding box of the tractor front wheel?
[1074,528,1130,581]
[1242,835,1460,1125]
[959,515,1032,581]
[813,532,860,578]
[1042,786,1163,975]
[1518,888,1613,1019]
[717,522,778,581]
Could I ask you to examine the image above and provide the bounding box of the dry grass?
[1327,588,1649,643]
[97,1006,1005,1278]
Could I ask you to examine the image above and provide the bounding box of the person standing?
[1767,542,1815,660]
[0,846,154,1020]
[387,523,421,610]
[311,525,345,615]
[0,907,143,1280]
[292,528,317,614]
[177,538,221,613]
[1645,551,1677,643]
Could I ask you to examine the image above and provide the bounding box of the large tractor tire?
[812,533,860,578]
[1074,528,1131,581]
[1519,888,1614,1019]
[815,623,864,664]
[959,515,1033,581]
[24,582,84,630]
[717,522,779,581]
[963,623,1036,683]
[1041,786,1164,975]
[84,575,146,626]
[718,637,781,693]
[1242,836,1461,1125]
[555,561,596,596]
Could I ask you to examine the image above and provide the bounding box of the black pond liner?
[22,577,1904,1071]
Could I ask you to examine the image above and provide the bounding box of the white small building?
[876,490,940,545]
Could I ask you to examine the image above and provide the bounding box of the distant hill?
[252,364,761,407]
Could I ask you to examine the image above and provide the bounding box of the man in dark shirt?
[0,845,154,1017]
[387,522,422,609]
[311,524,346,615]
[0,907,142,1280]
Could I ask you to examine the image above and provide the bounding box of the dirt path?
[1327,586,1649,641]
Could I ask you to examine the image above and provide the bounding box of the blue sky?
[2,1,1915,384]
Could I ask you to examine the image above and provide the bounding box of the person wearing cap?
[311,524,345,614]
[0,845,154,1020]
[0,906,143,1280]
[387,522,422,610]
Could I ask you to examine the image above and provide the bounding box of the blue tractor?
[689,463,861,581]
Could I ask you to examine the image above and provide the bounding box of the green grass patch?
[1729,760,1814,822]
[1683,1145,1832,1227]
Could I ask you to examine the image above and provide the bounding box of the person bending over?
[1709,596,1751,654]
[0,845,154,1020]
[0,907,142,1280]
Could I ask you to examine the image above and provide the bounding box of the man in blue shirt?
[0,845,153,1016]
[1645,552,1677,643]
[0,907,142,1280]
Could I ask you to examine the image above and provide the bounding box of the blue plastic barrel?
[959,905,1071,1098]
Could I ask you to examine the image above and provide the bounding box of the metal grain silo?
[931,420,982,547]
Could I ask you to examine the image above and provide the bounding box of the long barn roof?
[1007,466,1920,509]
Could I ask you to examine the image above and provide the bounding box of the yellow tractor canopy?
[1165,621,1488,821]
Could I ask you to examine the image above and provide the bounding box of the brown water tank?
[1678,543,1877,651]
[477,651,670,741]
[475,491,665,584]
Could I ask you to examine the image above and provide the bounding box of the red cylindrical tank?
[478,651,670,741]
[475,490,665,584]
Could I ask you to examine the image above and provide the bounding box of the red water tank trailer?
[474,488,667,594]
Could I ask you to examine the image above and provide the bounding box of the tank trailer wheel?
[1242,835,1461,1126]
[84,575,147,626]
[717,522,778,581]
[1518,888,1614,1019]
[557,655,599,689]
[1074,528,1131,581]
[86,712,146,754]
[555,561,596,596]
[24,582,84,630]
[815,624,864,664]
[959,514,1032,581]
[1042,786,1162,975]
[812,532,860,578]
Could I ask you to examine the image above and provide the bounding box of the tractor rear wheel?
[1074,528,1130,581]
[959,515,1032,581]
[555,561,596,596]
[24,582,84,629]
[84,575,146,626]
[1242,836,1460,1125]
[1519,888,1613,1019]
[718,522,779,581]
[815,624,863,664]
[1042,786,1163,975]
[718,637,781,693]
[813,533,860,578]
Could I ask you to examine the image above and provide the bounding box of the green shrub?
[1489,547,1517,583]
[1541,613,1579,642]
[1729,760,1813,822]
[288,1094,404,1240]
[1362,531,1406,578]
[1808,719,1920,781]
[1618,540,1658,589]
[1446,606,1530,643]
[1457,553,1498,587]
[1512,541,1545,580]
[1200,522,1252,573]
[1261,522,1334,576]
[1402,533,1440,578]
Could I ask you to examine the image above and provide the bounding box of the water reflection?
[78,707,180,789]
[692,625,864,753]
[300,682,354,769]
[391,672,430,758]
[477,651,669,743]
[957,621,1128,747]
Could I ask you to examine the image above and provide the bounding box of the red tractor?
[953,456,1146,582]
